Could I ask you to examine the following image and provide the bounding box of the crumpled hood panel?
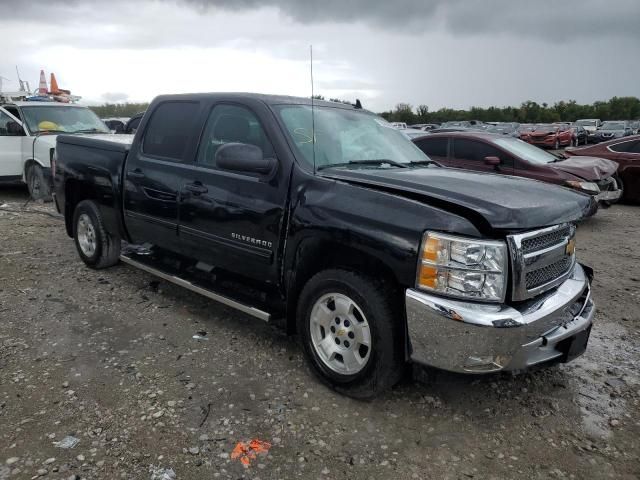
[550,156,618,181]
[320,167,593,231]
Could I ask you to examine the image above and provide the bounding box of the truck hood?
[550,156,618,181]
[320,167,593,232]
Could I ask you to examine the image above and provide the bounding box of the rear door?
[178,101,290,284]
[0,108,25,178]
[123,101,202,252]
[451,137,515,174]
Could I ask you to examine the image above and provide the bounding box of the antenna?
[310,45,316,173]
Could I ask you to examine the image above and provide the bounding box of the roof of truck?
[153,92,367,111]
[2,101,89,108]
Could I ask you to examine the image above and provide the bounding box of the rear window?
[142,102,199,161]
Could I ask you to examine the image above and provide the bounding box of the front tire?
[26,164,52,202]
[72,200,121,269]
[603,174,624,206]
[296,269,404,399]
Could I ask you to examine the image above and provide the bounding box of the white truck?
[0,101,110,200]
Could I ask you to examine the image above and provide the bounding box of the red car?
[412,132,622,207]
[565,135,640,203]
[520,124,573,149]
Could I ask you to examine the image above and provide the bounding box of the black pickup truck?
[53,93,596,398]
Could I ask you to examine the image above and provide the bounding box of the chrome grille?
[507,224,576,301]
[521,225,571,254]
[526,256,573,289]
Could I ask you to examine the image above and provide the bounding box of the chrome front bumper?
[595,189,622,202]
[406,263,594,373]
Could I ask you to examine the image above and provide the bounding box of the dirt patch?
[1,186,639,479]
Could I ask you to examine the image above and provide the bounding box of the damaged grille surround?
[508,224,577,301]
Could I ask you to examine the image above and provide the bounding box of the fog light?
[463,355,511,372]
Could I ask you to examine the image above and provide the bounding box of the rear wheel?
[73,200,121,269]
[26,164,52,202]
[297,269,404,399]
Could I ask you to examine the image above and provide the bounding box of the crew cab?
[0,101,110,200]
[54,93,596,398]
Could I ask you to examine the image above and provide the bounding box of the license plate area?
[557,325,592,362]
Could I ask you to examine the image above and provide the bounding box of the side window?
[142,102,199,161]
[453,138,513,166]
[610,140,638,153]
[4,106,21,120]
[0,110,21,136]
[415,137,448,159]
[196,104,275,168]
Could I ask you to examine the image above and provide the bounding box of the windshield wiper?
[71,128,108,134]
[317,159,409,171]
[408,160,438,167]
[36,129,67,134]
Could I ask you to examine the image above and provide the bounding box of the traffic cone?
[38,70,48,95]
[50,72,59,94]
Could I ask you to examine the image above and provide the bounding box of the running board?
[120,254,271,322]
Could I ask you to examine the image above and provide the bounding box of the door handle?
[128,169,145,179]
[185,182,208,195]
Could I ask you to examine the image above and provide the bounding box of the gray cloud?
[3,0,639,41]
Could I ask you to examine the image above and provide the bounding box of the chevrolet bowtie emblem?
[566,238,576,256]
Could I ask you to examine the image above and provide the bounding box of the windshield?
[601,122,626,130]
[275,105,430,169]
[493,137,559,164]
[575,120,597,127]
[21,106,110,134]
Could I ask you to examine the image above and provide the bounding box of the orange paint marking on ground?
[230,439,272,466]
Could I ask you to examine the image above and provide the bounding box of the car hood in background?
[550,156,618,181]
[320,167,593,232]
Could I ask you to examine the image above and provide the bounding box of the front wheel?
[73,200,121,269]
[26,164,52,202]
[297,269,404,399]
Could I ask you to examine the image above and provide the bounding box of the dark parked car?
[413,132,621,206]
[565,135,640,203]
[52,93,596,398]
[124,111,145,134]
[570,124,589,146]
[593,121,633,143]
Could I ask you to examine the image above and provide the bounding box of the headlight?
[416,232,508,302]
[565,180,600,194]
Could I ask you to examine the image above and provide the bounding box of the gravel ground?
[1,186,639,480]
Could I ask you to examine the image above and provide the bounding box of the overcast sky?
[1,0,638,112]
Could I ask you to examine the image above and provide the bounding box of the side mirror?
[6,121,25,136]
[484,156,501,166]
[215,142,275,175]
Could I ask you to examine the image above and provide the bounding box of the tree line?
[89,102,149,118]
[89,96,640,124]
[379,96,640,125]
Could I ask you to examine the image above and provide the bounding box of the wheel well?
[23,159,43,178]
[64,180,98,237]
[285,242,405,335]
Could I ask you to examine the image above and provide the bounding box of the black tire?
[296,269,404,399]
[26,163,52,202]
[72,200,121,269]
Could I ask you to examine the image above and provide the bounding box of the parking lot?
[0,186,639,480]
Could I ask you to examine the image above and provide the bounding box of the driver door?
[0,108,25,178]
